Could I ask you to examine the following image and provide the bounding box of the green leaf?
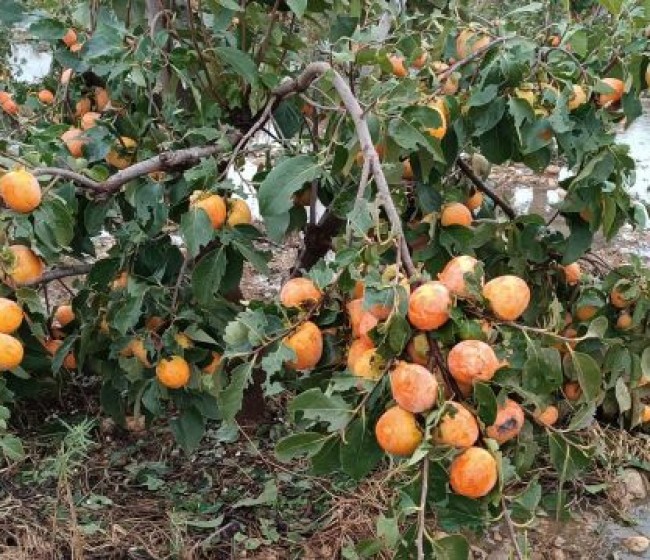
[232,479,278,508]
[563,220,593,265]
[286,0,308,17]
[215,47,259,85]
[570,352,602,401]
[289,388,352,432]
[387,315,411,353]
[473,382,497,425]
[258,155,322,216]
[548,433,591,480]
[433,534,471,560]
[276,432,328,461]
[614,377,631,413]
[641,347,650,379]
[181,209,214,258]
[0,1,25,26]
[598,0,623,14]
[340,419,383,480]
[192,248,227,306]
[217,362,254,421]
[170,408,206,454]
[0,434,24,461]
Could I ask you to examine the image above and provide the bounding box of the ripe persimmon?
[358,311,379,345]
[616,311,633,331]
[347,298,364,337]
[190,191,227,229]
[641,405,650,423]
[482,275,531,321]
[562,262,581,286]
[81,111,101,130]
[407,281,452,331]
[349,347,383,380]
[0,334,24,370]
[284,321,323,370]
[0,169,42,213]
[0,298,23,334]
[534,405,559,426]
[466,190,483,211]
[406,332,430,366]
[347,338,375,371]
[43,338,77,369]
[441,202,472,227]
[145,316,165,332]
[156,355,191,389]
[175,332,193,349]
[447,340,501,385]
[106,137,137,169]
[202,352,222,375]
[568,85,587,111]
[433,402,479,448]
[54,304,75,327]
[38,89,54,104]
[280,277,322,308]
[75,97,91,118]
[375,405,423,457]
[402,160,414,180]
[412,52,428,69]
[610,281,634,308]
[61,128,85,158]
[1,98,18,115]
[449,447,498,498]
[390,361,438,413]
[226,198,252,227]
[564,381,582,401]
[597,77,625,107]
[62,29,77,47]
[95,87,110,111]
[425,107,448,140]
[389,55,408,78]
[438,255,481,298]
[486,399,524,444]
[6,245,44,285]
[120,338,151,367]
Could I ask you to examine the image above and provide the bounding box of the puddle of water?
[9,42,52,84]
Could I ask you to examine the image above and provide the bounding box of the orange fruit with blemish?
[441,202,472,227]
[447,339,501,385]
[562,262,581,286]
[38,89,54,104]
[610,282,634,308]
[412,52,428,69]
[284,321,323,370]
[433,402,479,448]
[486,398,525,444]
[389,55,408,78]
[145,316,165,332]
[390,361,438,413]
[438,255,481,298]
[347,338,375,371]
[350,347,383,380]
[0,298,23,334]
[407,281,452,331]
[6,245,44,285]
[190,191,227,230]
[375,405,423,457]
[425,107,448,140]
[568,85,587,111]
[120,338,151,367]
[482,275,531,321]
[597,77,625,107]
[106,137,137,169]
[280,277,322,308]
[449,446,498,498]
[0,169,42,213]
[226,198,252,227]
[156,355,191,389]
[62,29,77,47]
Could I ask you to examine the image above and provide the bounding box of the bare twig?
[21,264,93,287]
[437,37,509,84]
[457,157,516,220]
[545,46,588,82]
[171,255,191,313]
[416,456,429,560]
[428,335,463,399]
[502,496,524,560]
[346,157,370,244]
[255,0,281,65]
[185,0,219,99]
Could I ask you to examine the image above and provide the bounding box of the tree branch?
[272,63,417,276]
[22,264,93,287]
[457,157,516,220]
[416,456,429,560]
[437,37,508,84]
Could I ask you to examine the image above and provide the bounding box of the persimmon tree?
[1,0,650,555]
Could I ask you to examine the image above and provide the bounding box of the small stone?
[619,468,648,500]
[487,551,511,560]
[546,165,561,175]
[493,530,503,542]
[622,536,649,554]
[553,536,565,547]
[551,549,566,560]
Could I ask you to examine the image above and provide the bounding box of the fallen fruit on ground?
[390,361,438,413]
[482,275,531,321]
[280,277,322,308]
[486,399,525,444]
[433,402,480,448]
[0,298,23,334]
[407,281,452,331]
[449,446,498,498]
[284,321,323,370]
[0,169,42,213]
[447,339,501,385]
[156,356,191,389]
[375,405,423,457]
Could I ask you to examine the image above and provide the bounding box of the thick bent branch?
[457,157,516,220]
[273,62,417,277]
[33,135,242,195]
[23,263,93,287]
